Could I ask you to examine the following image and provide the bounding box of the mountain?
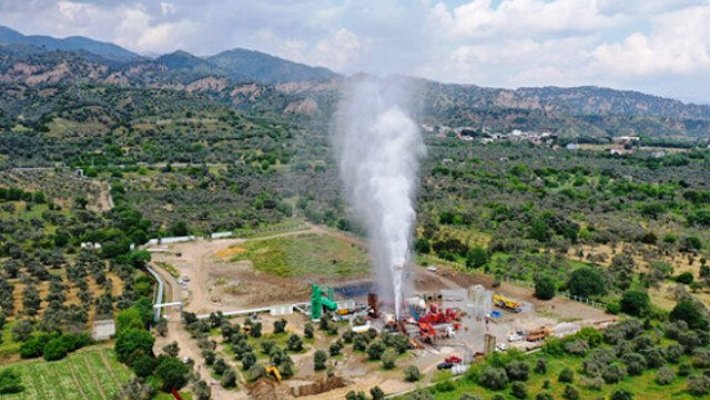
[0,25,141,62]
[0,26,708,138]
[207,48,339,84]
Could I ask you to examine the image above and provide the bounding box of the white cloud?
[593,5,710,76]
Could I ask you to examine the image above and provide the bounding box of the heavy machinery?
[310,284,338,320]
[418,321,436,343]
[525,326,551,342]
[266,365,282,382]
[493,293,521,313]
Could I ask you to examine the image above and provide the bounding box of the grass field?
[426,354,695,400]
[230,233,369,278]
[0,348,133,400]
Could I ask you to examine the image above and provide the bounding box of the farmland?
[0,348,133,400]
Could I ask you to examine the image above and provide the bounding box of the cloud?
[593,5,710,76]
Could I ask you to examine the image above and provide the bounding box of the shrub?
[304,323,314,339]
[610,389,633,400]
[567,267,607,298]
[466,246,488,269]
[479,366,508,390]
[132,355,157,378]
[664,343,684,363]
[558,367,574,383]
[404,366,421,382]
[534,275,556,300]
[273,319,287,334]
[220,367,237,388]
[675,272,694,284]
[655,366,675,385]
[535,358,547,374]
[155,356,190,392]
[382,349,397,370]
[620,290,650,316]
[511,381,527,399]
[605,301,621,315]
[366,339,386,360]
[20,335,48,358]
[314,350,328,371]
[687,374,710,396]
[42,338,69,361]
[670,300,709,330]
[287,333,304,352]
[677,363,692,377]
[564,339,589,356]
[602,364,626,384]
[562,385,579,400]
[621,352,647,376]
[692,347,710,368]
[0,369,23,394]
[370,386,385,400]
[535,393,553,400]
[345,391,367,400]
[506,361,530,381]
[329,340,343,357]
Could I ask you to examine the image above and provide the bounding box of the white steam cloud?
[334,76,425,319]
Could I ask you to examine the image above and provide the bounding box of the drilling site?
[149,225,614,400]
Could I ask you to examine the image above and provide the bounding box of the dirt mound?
[248,379,294,400]
[290,376,348,397]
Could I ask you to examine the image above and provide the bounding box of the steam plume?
[334,76,425,319]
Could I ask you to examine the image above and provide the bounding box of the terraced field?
[0,348,133,400]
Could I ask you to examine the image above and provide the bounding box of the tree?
[366,339,386,360]
[466,246,488,269]
[221,368,237,388]
[132,355,157,378]
[567,267,607,298]
[314,350,328,371]
[534,275,556,300]
[345,391,367,400]
[558,368,574,383]
[250,322,262,338]
[370,386,385,400]
[287,334,303,352]
[655,366,675,385]
[213,358,227,375]
[273,319,287,334]
[404,365,421,382]
[115,328,155,364]
[479,366,508,390]
[610,389,633,400]
[0,369,23,394]
[535,359,547,374]
[506,361,530,381]
[329,340,343,357]
[162,342,180,358]
[304,323,314,339]
[620,290,650,316]
[241,352,256,371]
[511,381,527,399]
[193,380,211,400]
[670,300,709,330]
[687,374,710,396]
[382,349,397,369]
[562,385,579,400]
[155,356,190,392]
[43,338,69,361]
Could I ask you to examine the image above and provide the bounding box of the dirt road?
[151,263,247,400]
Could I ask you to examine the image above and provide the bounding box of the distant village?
[421,124,709,157]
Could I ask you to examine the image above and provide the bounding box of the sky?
[1,0,709,103]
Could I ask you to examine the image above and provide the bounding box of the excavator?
[493,293,521,313]
[266,365,282,382]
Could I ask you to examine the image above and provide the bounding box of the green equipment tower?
[311,284,338,320]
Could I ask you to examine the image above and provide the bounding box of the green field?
[0,348,133,400]
[230,233,369,278]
